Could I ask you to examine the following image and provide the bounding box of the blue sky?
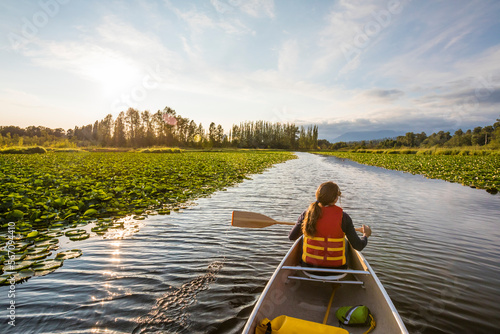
[1,0,500,140]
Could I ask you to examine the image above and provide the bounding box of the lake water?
[2,152,500,333]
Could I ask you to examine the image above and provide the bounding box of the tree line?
[230,121,318,149]
[323,118,500,150]
[3,107,497,150]
[0,107,319,150]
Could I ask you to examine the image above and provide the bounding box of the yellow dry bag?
[255,315,348,334]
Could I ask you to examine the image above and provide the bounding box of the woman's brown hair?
[302,181,341,237]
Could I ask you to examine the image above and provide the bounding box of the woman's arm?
[342,212,368,251]
[288,211,306,241]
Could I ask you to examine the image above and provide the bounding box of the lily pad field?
[318,151,500,194]
[0,150,295,284]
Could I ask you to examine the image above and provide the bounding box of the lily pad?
[9,260,34,271]
[17,268,35,280]
[34,235,51,243]
[35,239,59,247]
[55,249,82,260]
[69,233,90,241]
[46,243,59,251]
[26,230,39,238]
[34,267,59,277]
[25,251,51,261]
[49,226,65,232]
[91,226,108,234]
[15,241,31,250]
[46,232,64,238]
[0,270,34,285]
[83,208,98,217]
[11,253,27,262]
[27,246,49,255]
[65,229,86,237]
[32,259,63,271]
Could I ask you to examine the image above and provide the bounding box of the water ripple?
[2,152,499,333]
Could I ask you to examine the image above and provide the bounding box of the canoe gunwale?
[355,247,409,333]
[241,237,301,334]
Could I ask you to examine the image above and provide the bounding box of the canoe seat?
[282,266,370,285]
[303,270,348,281]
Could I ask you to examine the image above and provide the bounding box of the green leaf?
[33,259,63,271]
[83,208,98,217]
[26,230,39,238]
[69,233,90,241]
[9,209,25,219]
[65,229,86,237]
[10,260,33,271]
[55,249,82,260]
[24,251,50,261]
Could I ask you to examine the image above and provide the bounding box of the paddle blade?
[231,211,295,228]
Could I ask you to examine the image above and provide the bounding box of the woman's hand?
[355,225,372,237]
[362,225,372,237]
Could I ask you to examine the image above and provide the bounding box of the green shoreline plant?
[316,151,499,194]
[337,147,500,156]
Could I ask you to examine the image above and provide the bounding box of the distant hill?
[331,130,404,143]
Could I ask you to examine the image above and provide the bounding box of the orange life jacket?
[302,205,346,267]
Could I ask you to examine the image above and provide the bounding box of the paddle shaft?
[232,211,366,232]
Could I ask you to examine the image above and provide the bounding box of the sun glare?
[85,56,142,95]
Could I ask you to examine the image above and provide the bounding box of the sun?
[85,54,142,96]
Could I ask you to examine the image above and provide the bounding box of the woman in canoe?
[289,181,371,269]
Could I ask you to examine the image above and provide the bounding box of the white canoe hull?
[242,237,408,333]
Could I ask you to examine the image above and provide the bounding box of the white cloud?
[238,0,275,18]
[313,0,383,76]
[173,3,253,35]
[278,39,299,73]
[20,16,183,97]
[210,0,275,18]
[1,0,499,135]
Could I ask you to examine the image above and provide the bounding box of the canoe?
[242,236,408,333]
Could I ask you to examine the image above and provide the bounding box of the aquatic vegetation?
[0,146,47,154]
[318,152,500,194]
[0,150,295,284]
[55,249,82,260]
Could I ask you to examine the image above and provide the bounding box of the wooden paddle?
[231,210,364,232]
[231,211,295,228]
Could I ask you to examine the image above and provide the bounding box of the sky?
[0,0,500,140]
